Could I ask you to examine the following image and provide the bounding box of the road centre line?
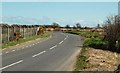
[66,35,68,38]
[0,60,23,70]
[59,41,63,44]
[12,50,15,52]
[29,45,32,47]
[6,51,9,53]
[64,37,67,40]
[32,51,46,58]
[50,45,57,50]
[26,46,28,48]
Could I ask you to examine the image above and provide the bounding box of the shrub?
[103,15,120,52]
[83,38,107,49]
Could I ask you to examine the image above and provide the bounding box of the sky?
[1,0,120,2]
[0,2,118,27]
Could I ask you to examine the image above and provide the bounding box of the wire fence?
[1,24,41,43]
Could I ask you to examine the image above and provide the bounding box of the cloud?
[1,16,99,27]
[98,20,104,24]
[1,16,41,25]
[71,20,97,27]
[1,16,55,25]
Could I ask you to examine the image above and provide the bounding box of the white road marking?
[6,51,9,54]
[64,37,67,40]
[50,45,57,50]
[26,46,28,48]
[0,53,2,55]
[29,45,32,47]
[33,44,35,46]
[0,60,23,70]
[66,35,68,38]
[32,51,46,57]
[59,41,64,44]
[12,50,15,52]
[22,47,24,49]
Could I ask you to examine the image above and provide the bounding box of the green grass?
[66,30,107,49]
[75,48,88,71]
[83,38,107,49]
[67,30,107,70]
[65,30,100,38]
[2,32,50,49]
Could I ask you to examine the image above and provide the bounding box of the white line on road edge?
[0,53,2,55]
[50,45,57,50]
[59,41,64,45]
[0,60,23,70]
[32,51,46,58]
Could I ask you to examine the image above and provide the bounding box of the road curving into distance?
[1,32,83,71]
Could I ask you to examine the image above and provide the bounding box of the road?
[1,32,83,71]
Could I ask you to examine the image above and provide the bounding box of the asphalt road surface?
[1,32,83,71]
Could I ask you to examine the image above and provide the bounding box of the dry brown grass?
[83,48,120,71]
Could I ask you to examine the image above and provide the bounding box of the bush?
[103,15,120,52]
[83,38,107,49]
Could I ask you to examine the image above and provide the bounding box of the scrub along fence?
[0,24,45,44]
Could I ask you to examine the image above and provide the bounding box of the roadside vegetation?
[75,47,88,71]
[66,30,107,49]
[66,15,120,71]
[2,32,50,49]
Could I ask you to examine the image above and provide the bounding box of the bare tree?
[52,22,60,28]
[104,15,120,52]
[65,25,70,28]
[75,23,81,28]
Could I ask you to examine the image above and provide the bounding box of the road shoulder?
[2,33,51,53]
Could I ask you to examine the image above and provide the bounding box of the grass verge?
[65,30,100,38]
[2,32,50,49]
[74,48,88,71]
